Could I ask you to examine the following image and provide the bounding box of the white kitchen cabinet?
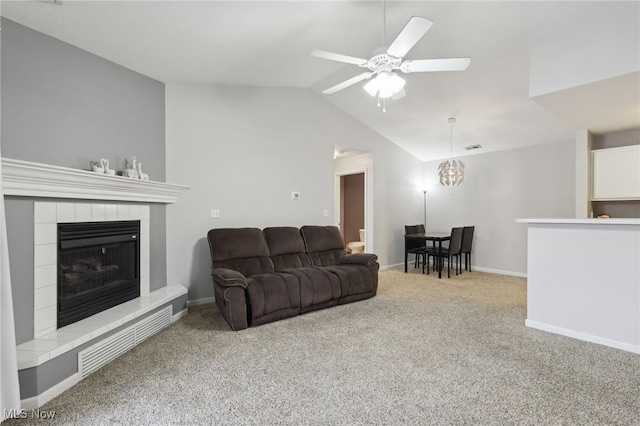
[592,145,640,200]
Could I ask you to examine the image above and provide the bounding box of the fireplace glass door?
[58,221,140,328]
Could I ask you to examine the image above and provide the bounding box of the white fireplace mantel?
[2,158,188,203]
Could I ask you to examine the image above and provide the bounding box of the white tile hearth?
[17,285,187,369]
[33,202,151,338]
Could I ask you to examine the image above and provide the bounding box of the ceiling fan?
[312,16,470,111]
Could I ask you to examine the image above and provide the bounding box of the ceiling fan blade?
[400,58,471,73]
[322,72,374,94]
[386,17,433,58]
[311,50,368,66]
[391,88,407,101]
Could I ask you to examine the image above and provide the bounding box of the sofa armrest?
[212,268,248,289]
[340,253,378,267]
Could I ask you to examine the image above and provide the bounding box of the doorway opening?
[334,148,374,253]
[340,173,365,253]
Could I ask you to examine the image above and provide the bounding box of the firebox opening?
[58,220,140,328]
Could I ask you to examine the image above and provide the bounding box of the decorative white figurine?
[137,162,149,181]
[124,156,138,179]
[90,161,104,173]
[101,158,115,175]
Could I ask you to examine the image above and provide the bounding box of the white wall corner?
[575,130,593,218]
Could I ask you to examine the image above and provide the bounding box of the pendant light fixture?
[438,117,465,190]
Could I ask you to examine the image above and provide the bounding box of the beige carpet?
[7,269,640,425]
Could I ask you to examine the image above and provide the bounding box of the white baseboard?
[172,308,188,323]
[21,373,81,411]
[380,262,404,271]
[380,262,526,278]
[525,319,640,354]
[186,297,215,307]
[470,266,526,278]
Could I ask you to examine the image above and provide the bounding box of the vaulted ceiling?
[2,1,638,161]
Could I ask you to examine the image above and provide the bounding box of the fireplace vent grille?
[78,305,173,378]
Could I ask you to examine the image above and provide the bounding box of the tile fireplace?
[3,158,189,409]
[33,202,150,338]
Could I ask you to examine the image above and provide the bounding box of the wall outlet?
[291,191,300,200]
[322,209,329,217]
[210,209,220,218]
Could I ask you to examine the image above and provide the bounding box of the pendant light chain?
[382,0,386,47]
[450,120,454,162]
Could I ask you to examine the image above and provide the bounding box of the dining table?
[404,232,451,279]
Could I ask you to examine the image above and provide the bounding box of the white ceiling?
[2,1,638,161]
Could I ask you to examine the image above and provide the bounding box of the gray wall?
[1,18,165,179]
[422,141,576,275]
[1,18,167,343]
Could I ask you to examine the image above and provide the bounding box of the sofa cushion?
[264,227,311,270]
[300,226,347,266]
[283,267,341,309]
[323,264,375,301]
[208,228,274,276]
[246,273,300,322]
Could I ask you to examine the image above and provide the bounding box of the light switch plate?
[291,191,300,200]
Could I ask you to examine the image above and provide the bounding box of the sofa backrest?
[263,227,312,271]
[207,228,274,277]
[300,226,347,266]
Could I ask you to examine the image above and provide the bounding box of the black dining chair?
[405,225,428,269]
[427,227,463,278]
[461,226,475,272]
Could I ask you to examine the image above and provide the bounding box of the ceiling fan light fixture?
[312,14,470,111]
[363,78,379,97]
[363,72,405,99]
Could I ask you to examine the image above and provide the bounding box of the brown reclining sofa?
[207,226,379,330]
